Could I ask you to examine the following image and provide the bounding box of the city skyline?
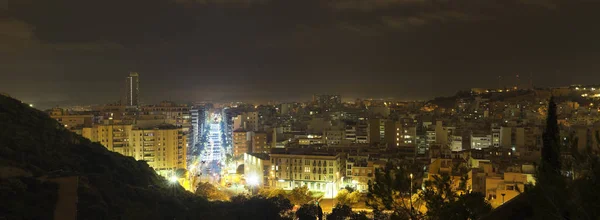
[2,0,600,106]
[9,70,600,110]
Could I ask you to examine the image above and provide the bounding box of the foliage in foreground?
[336,189,361,206]
[367,161,492,219]
[520,97,600,220]
[195,182,230,201]
[327,204,370,220]
[0,177,58,220]
[259,185,316,206]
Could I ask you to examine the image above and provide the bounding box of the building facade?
[82,123,187,175]
[269,153,345,198]
[125,72,140,106]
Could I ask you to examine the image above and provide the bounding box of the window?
[347,165,352,169]
[329,168,333,174]
[304,167,310,173]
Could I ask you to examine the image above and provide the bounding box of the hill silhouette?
[0,95,213,219]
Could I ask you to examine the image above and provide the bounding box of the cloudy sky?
[1,0,599,107]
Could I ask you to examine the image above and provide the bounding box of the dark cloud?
[1,0,600,107]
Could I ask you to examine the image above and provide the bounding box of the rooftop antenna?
[498,76,502,89]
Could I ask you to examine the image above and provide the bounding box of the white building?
[471,134,492,149]
[450,135,463,151]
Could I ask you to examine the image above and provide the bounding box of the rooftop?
[247,153,270,160]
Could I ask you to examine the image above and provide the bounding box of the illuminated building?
[269,152,345,198]
[139,101,190,128]
[233,129,249,157]
[82,123,187,175]
[313,94,341,110]
[251,131,268,153]
[471,133,492,149]
[48,107,93,134]
[233,112,259,131]
[345,157,385,192]
[324,130,344,146]
[367,119,416,148]
[243,153,271,187]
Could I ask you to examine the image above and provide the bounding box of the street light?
[247,173,259,195]
[169,175,179,184]
[168,175,179,197]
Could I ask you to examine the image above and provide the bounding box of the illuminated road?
[199,112,225,180]
[186,110,228,190]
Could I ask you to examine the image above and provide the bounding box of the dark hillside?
[0,95,212,219]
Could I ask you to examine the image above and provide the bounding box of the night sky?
[1,0,600,108]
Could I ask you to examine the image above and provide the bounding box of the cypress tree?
[540,97,561,179]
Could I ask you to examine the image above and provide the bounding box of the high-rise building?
[251,132,268,153]
[313,94,341,110]
[233,129,250,157]
[125,72,140,106]
[81,123,187,175]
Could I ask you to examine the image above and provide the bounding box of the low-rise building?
[269,152,345,198]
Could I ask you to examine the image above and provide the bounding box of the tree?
[326,205,372,220]
[175,168,187,178]
[420,174,491,220]
[289,186,314,205]
[327,204,353,220]
[527,97,570,219]
[366,161,413,219]
[258,187,287,198]
[336,189,360,206]
[420,174,455,219]
[539,97,562,182]
[227,195,294,220]
[195,182,229,201]
[438,192,491,220]
[349,211,370,220]
[296,204,320,220]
